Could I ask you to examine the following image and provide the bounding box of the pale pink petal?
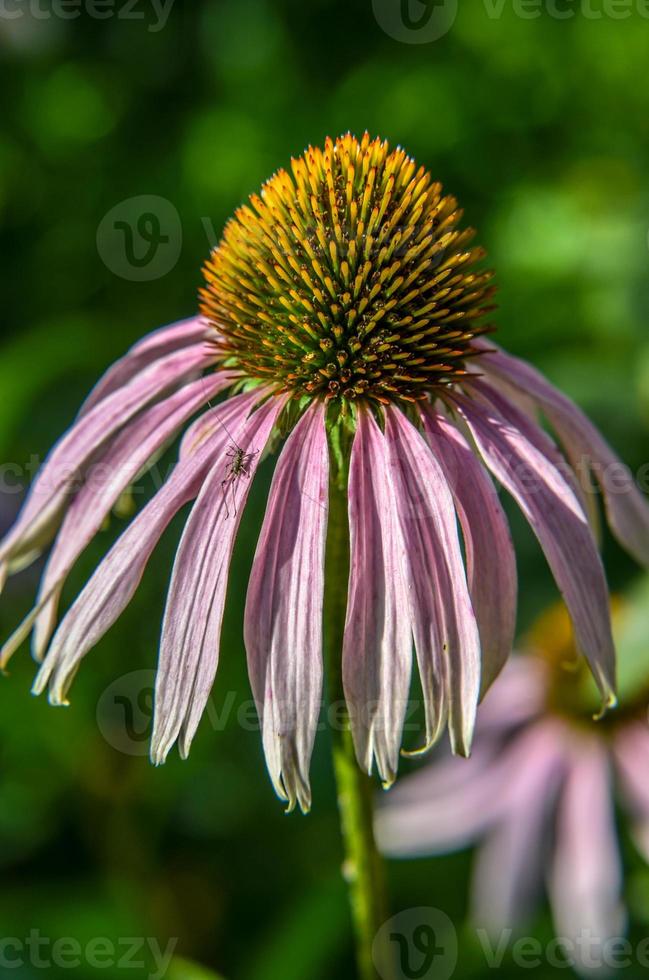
[378,716,564,862]
[548,736,625,966]
[500,365,603,538]
[375,742,507,856]
[384,407,481,757]
[244,402,329,813]
[30,391,260,700]
[79,315,213,414]
[151,394,285,765]
[27,371,234,662]
[456,386,616,711]
[343,409,412,786]
[177,390,255,461]
[471,719,568,935]
[478,342,649,567]
[613,722,649,861]
[473,655,547,735]
[0,343,216,580]
[422,409,517,696]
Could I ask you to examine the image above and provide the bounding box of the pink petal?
[479,343,649,567]
[343,408,412,786]
[151,394,285,765]
[471,719,568,935]
[178,394,249,460]
[27,371,234,662]
[244,402,329,813]
[421,409,517,696]
[384,406,481,757]
[0,343,216,581]
[456,385,616,711]
[375,742,507,856]
[548,736,625,963]
[79,315,214,414]
[378,716,564,862]
[613,722,649,861]
[30,391,260,701]
[474,655,547,735]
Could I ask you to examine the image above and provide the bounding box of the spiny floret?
[200,133,496,406]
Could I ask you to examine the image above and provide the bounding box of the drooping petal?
[29,391,260,697]
[0,343,216,581]
[478,343,649,567]
[491,363,603,538]
[343,409,412,786]
[613,723,649,861]
[28,371,234,661]
[384,406,481,756]
[455,385,617,710]
[244,402,329,813]
[471,719,567,935]
[548,736,625,970]
[151,394,285,766]
[178,390,250,460]
[79,315,214,414]
[421,409,517,696]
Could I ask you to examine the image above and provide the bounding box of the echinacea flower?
[1,134,648,813]
[375,601,649,975]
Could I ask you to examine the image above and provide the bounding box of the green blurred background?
[1,2,649,977]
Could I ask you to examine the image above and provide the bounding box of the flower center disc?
[200,133,496,406]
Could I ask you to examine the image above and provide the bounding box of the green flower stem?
[324,462,394,980]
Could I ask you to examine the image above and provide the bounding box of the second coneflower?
[375,597,649,976]
[1,133,648,821]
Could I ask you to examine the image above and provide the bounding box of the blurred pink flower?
[1,136,648,812]
[376,635,649,970]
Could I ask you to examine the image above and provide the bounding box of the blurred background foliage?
[1,1,648,977]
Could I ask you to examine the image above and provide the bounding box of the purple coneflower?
[376,601,649,974]
[1,134,648,819]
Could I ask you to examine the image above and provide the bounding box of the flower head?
[1,134,648,812]
[375,599,649,975]
[200,132,495,406]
